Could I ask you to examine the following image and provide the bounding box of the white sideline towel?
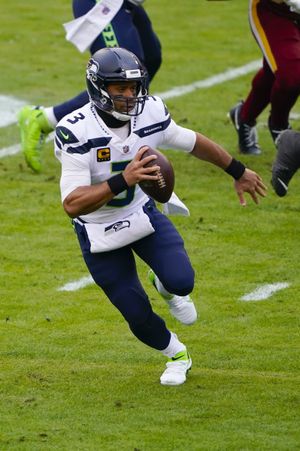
[83,207,155,253]
[162,192,190,216]
[63,0,123,52]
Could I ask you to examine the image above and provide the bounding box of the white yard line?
[157,59,261,100]
[240,283,290,301]
[0,142,21,158]
[59,278,291,296]
[0,95,27,128]
[57,275,94,292]
[0,132,54,159]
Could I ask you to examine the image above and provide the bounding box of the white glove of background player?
[285,0,300,13]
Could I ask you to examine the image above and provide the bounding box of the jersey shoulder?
[144,95,170,117]
[55,104,91,143]
[55,104,111,155]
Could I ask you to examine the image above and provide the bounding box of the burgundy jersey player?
[229,0,300,155]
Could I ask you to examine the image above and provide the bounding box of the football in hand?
[138,146,175,203]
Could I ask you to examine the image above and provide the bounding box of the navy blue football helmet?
[86,47,148,121]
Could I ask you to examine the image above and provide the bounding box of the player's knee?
[163,272,194,297]
[277,68,300,92]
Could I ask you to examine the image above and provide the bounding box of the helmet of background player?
[86,47,148,121]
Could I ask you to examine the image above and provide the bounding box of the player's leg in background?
[241,61,273,128]
[130,3,162,83]
[249,1,300,142]
[260,14,300,142]
[229,0,276,155]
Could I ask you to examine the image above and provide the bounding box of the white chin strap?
[111,110,132,121]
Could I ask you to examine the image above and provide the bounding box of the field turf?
[1,1,299,449]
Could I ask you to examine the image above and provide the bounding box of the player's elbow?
[63,198,79,218]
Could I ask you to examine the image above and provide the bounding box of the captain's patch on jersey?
[97,147,111,162]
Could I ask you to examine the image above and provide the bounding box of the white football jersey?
[54,96,196,223]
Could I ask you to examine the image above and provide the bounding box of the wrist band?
[107,173,129,195]
[225,158,246,180]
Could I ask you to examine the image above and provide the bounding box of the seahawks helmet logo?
[86,59,99,82]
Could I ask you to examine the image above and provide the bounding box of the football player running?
[18,0,161,173]
[55,47,267,386]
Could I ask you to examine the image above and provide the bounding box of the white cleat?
[160,350,192,386]
[167,295,197,325]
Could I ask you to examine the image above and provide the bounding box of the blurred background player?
[272,129,300,196]
[229,0,300,155]
[18,0,161,173]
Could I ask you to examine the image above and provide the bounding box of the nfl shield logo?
[123,145,129,154]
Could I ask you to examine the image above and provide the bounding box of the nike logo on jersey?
[60,130,69,140]
[56,126,78,145]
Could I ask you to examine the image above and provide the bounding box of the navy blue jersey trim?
[66,137,112,155]
[134,117,171,138]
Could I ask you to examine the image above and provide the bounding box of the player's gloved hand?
[127,0,146,5]
[285,0,300,13]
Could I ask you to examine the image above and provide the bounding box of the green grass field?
[1,0,300,449]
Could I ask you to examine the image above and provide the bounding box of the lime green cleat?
[17,105,53,173]
[148,269,172,300]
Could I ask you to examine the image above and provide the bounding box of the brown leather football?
[139,146,175,203]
